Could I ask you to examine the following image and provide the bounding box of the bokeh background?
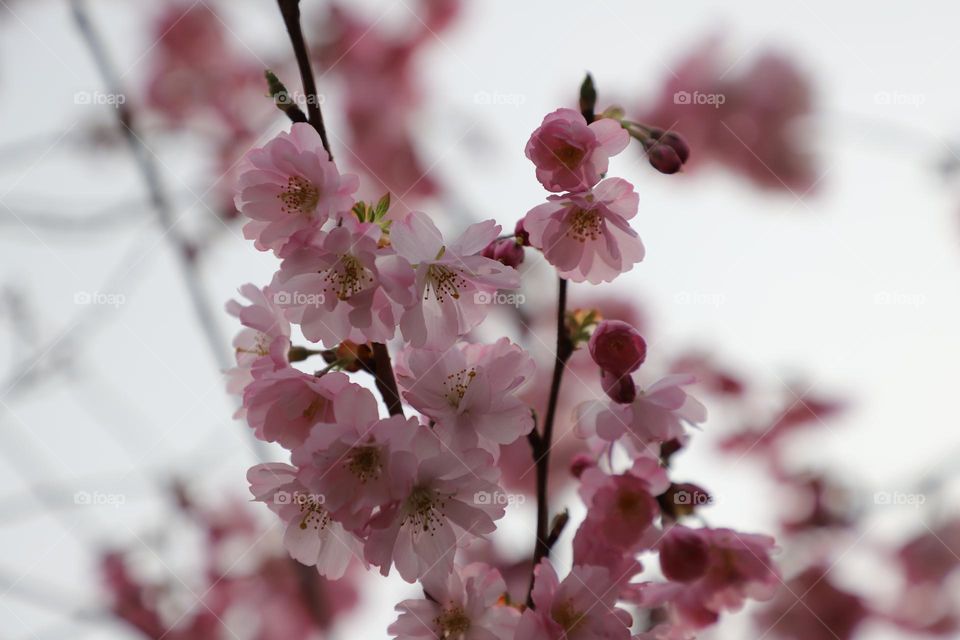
[2,0,959,638]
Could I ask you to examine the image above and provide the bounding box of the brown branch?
[527,277,573,606]
[272,1,404,419]
[277,0,332,160]
[371,342,404,416]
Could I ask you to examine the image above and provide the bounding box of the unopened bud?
[589,320,647,377]
[482,237,525,268]
[601,369,636,403]
[659,526,710,582]
[648,143,683,174]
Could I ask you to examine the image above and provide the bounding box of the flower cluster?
[228,74,780,637]
[521,107,645,284]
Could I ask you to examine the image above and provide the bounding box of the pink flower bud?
[514,218,530,246]
[481,237,525,268]
[588,320,647,377]
[660,526,710,582]
[600,368,636,403]
[659,131,690,163]
[648,143,683,174]
[570,453,596,479]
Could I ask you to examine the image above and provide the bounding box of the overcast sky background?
[2,0,959,638]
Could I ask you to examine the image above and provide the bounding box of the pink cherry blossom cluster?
[227,69,781,638]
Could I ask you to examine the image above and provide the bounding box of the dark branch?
[277,0,332,160]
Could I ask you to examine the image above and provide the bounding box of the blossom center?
[426,264,465,303]
[302,395,332,421]
[346,445,382,483]
[296,494,330,531]
[278,175,320,215]
[552,599,585,633]
[444,367,477,407]
[238,332,270,358]
[404,485,448,533]
[323,254,374,300]
[434,605,471,637]
[567,207,602,242]
[556,144,586,169]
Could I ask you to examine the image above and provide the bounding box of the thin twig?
[277,0,332,160]
[371,342,404,417]
[272,0,404,418]
[527,277,573,606]
[69,0,268,460]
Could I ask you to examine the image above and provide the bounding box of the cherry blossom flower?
[639,36,816,193]
[755,566,867,640]
[389,211,520,349]
[517,559,633,640]
[523,177,644,284]
[242,368,352,449]
[395,338,535,454]
[272,216,413,347]
[525,108,629,192]
[364,435,506,583]
[236,123,359,253]
[292,383,421,530]
[897,520,960,586]
[226,283,291,397]
[576,374,706,456]
[573,459,669,568]
[630,525,779,631]
[247,462,364,580]
[388,562,520,639]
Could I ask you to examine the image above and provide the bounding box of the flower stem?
[273,1,404,419]
[371,343,404,417]
[527,276,573,606]
[277,0,332,160]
